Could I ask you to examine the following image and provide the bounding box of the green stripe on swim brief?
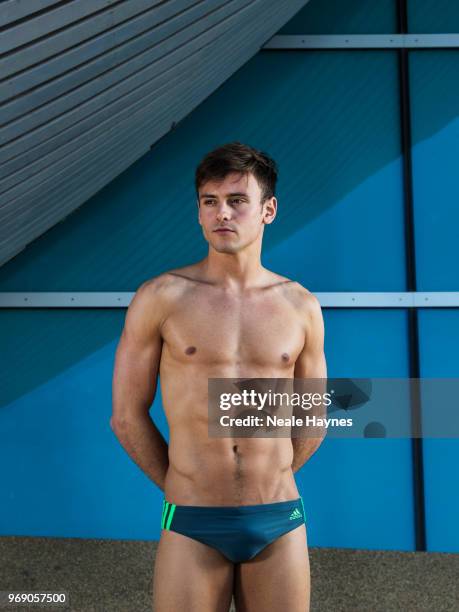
[165,504,176,530]
[300,496,306,521]
[161,501,169,529]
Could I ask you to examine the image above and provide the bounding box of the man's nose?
[216,203,231,221]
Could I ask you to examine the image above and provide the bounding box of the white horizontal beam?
[1,292,459,308]
[318,292,459,308]
[263,34,459,50]
[0,292,133,307]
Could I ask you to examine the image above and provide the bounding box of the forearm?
[111,414,169,491]
[291,436,324,473]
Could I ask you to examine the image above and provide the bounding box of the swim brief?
[160,496,306,563]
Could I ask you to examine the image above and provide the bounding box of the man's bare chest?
[161,291,306,367]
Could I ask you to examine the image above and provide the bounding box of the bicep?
[111,282,163,423]
[293,294,328,440]
[294,294,327,379]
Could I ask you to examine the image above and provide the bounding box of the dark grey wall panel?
[0,0,123,53]
[0,0,251,148]
[0,0,63,28]
[0,0,309,265]
[0,40,196,193]
[0,0,228,126]
[0,0,163,77]
[1,40,200,201]
[0,0,198,103]
[0,51,192,186]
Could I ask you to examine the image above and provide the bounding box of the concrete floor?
[1,536,458,611]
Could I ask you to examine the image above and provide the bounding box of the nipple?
[185,346,197,355]
[281,353,290,362]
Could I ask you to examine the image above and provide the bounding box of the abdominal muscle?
[159,339,301,506]
[162,400,299,506]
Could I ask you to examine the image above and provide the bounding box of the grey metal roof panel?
[0,0,164,78]
[0,0,63,28]
[0,0,197,103]
[0,41,195,187]
[0,0,251,164]
[0,0,241,137]
[0,0,310,267]
[1,0,123,53]
[1,34,204,204]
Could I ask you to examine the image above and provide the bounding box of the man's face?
[197,172,276,254]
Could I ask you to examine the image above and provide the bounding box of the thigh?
[153,529,234,612]
[233,524,310,612]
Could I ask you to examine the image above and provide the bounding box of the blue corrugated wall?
[1,0,458,552]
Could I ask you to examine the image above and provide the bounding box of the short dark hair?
[195,141,278,203]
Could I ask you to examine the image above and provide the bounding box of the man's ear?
[263,196,277,225]
[197,198,202,225]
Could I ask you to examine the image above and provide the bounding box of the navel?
[185,346,197,355]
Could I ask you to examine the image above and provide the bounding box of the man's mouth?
[214,228,235,233]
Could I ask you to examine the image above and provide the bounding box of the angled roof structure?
[0,0,309,267]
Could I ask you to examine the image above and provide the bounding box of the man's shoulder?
[126,266,201,330]
[135,263,204,300]
[267,272,320,312]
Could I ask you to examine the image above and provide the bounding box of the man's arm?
[291,291,327,473]
[110,278,169,491]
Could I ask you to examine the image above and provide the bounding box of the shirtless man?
[111,141,327,612]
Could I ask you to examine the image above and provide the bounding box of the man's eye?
[204,200,216,205]
[230,199,242,204]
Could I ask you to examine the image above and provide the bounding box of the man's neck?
[201,251,266,291]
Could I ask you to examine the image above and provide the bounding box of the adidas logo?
[289,508,302,520]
